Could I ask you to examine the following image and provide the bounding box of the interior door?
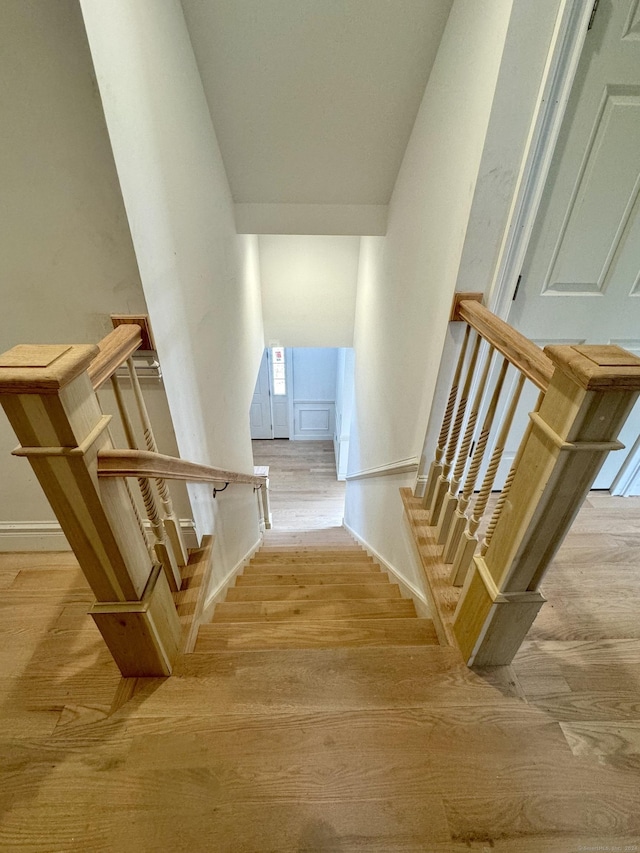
[508,0,640,492]
[249,350,273,439]
[270,346,291,438]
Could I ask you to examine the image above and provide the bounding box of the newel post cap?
[544,344,640,391]
[0,344,99,394]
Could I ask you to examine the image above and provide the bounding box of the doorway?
[250,346,355,479]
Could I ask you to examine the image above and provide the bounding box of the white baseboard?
[202,536,262,622]
[0,521,68,552]
[342,521,431,619]
[413,475,428,499]
[0,519,198,553]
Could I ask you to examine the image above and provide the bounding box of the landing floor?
[252,439,345,529]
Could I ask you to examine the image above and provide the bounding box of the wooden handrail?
[88,325,143,390]
[454,300,553,391]
[97,449,266,488]
[346,457,419,481]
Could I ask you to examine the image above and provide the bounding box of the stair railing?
[420,293,640,666]
[0,328,269,677]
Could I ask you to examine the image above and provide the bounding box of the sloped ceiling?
[181,0,453,234]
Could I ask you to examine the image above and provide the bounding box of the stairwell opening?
[250,346,355,530]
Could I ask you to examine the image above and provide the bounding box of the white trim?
[346,457,419,481]
[611,431,640,496]
[0,518,198,552]
[413,474,428,499]
[286,348,295,440]
[202,536,262,619]
[0,521,69,552]
[143,519,199,549]
[487,0,592,319]
[343,520,430,618]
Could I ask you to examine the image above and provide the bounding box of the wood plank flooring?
[405,485,640,778]
[252,439,345,529]
[1,447,640,849]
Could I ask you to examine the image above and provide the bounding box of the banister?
[453,298,553,391]
[88,324,143,390]
[346,457,419,481]
[97,448,266,488]
[0,342,182,677]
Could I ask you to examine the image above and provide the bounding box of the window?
[271,347,286,395]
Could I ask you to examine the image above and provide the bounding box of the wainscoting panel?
[293,402,335,440]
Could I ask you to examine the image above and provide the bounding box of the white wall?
[259,236,359,347]
[417,0,564,492]
[344,0,516,594]
[291,348,338,441]
[454,0,560,297]
[0,0,192,549]
[80,0,265,584]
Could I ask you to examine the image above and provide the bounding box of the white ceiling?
[181,0,453,233]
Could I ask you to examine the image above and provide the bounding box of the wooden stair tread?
[236,571,390,586]
[244,561,378,573]
[211,598,418,622]
[195,618,439,650]
[226,583,403,602]
[251,550,372,562]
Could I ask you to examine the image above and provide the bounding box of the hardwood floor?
[252,439,345,529]
[0,483,639,849]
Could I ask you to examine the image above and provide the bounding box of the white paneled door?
[509,0,640,493]
[250,348,292,440]
[249,349,273,439]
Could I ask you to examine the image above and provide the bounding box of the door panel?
[509,0,640,491]
[250,350,273,440]
[272,398,290,438]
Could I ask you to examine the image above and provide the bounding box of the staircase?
[3,534,639,849]
[197,527,439,651]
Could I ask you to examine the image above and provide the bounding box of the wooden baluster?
[254,465,272,530]
[111,376,181,591]
[453,344,640,666]
[124,477,154,560]
[110,376,158,564]
[443,357,509,565]
[0,344,181,677]
[428,332,482,524]
[423,325,471,509]
[126,358,190,567]
[436,344,494,542]
[481,389,544,557]
[449,371,525,585]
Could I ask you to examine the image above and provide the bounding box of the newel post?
[453,344,640,666]
[0,344,181,676]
